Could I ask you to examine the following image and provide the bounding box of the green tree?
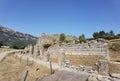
[93,32,99,39]
[0,42,3,47]
[79,34,86,43]
[99,31,106,38]
[19,45,26,49]
[43,44,51,49]
[109,30,115,36]
[59,33,66,42]
[12,45,19,49]
[117,34,120,36]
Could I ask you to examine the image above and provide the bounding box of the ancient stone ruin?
[16,33,120,81]
[24,33,109,61]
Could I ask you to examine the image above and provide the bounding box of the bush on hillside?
[59,33,66,42]
[43,44,51,49]
[109,43,120,51]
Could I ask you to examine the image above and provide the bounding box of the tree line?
[93,30,120,40]
[59,30,120,44]
[59,33,86,43]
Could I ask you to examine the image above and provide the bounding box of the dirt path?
[0,51,15,61]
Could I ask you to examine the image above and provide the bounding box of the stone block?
[97,60,109,75]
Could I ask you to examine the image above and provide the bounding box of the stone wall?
[47,41,109,58]
[25,34,109,60]
[36,33,78,46]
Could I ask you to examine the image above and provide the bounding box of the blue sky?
[0,0,120,38]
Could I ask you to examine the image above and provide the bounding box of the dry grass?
[66,55,107,70]
[109,63,120,73]
[0,48,14,54]
[109,50,120,62]
[25,62,50,81]
[108,39,120,61]
[0,53,50,81]
[107,39,120,73]
[50,56,59,63]
[0,53,26,81]
[50,55,107,70]
[66,55,120,73]
[108,39,120,43]
[0,48,7,53]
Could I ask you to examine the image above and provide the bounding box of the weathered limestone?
[43,53,50,62]
[47,40,109,58]
[37,33,77,46]
[36,33,59,46]
[29,44,34,55]
[110,73,120,79]
[23,34,110,73]
[63,60,71,68]
[28,33,109,60]
[97,75,111,81]
[24,46,29,53]
[34,45,40,58]
[87,75,98,81]
[69,65,94,73]
[58,52,66,66]
[97,60,109,75]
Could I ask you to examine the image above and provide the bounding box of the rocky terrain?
[38,71,89,81]
[0,25,38,48]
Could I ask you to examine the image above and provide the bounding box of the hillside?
[0,25,38,48]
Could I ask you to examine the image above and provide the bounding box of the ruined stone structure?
[47,41,109,57]
[36,33,59,46]
[36,33,77,46]
[19,33,120,81]
[24,33,109,61]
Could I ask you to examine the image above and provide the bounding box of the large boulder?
[37,71,89,81]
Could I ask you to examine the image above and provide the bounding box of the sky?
[0,0,120,38]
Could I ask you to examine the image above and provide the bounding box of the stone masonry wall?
[47,41,109,59]
[25,34,109,60]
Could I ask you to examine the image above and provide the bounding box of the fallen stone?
[97,75,111,81]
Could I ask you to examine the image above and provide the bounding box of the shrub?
[43,44,51,49]
[59,33,66,42]
[110,43,120,51]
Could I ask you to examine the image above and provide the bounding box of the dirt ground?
[0,48,14,54]
[50,55,107,70]
[109,63,120,74]
[50,54,120,73]
[109,50,120,62]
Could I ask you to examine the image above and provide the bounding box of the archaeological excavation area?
[14,33,120,81]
